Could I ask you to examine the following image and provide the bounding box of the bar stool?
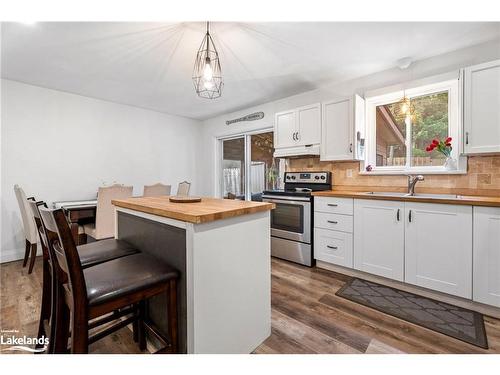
[39,206,179,354]
[29,200,140,353]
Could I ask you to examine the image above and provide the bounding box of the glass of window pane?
[375,102,407,166]
[222,137,245,200]
[410,91,449,167]
[250,132,279,201]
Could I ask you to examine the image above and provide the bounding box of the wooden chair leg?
[70,306,89,354]
[28,243,37,274]
[138,301,146,351]
[52,284,69,354]
[36,261,52,352]
[132,304,139,343]
[167,279,178,354]
[22,239,30,267]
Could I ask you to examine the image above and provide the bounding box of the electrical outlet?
[346,169,353,178]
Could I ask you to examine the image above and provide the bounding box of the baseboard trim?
[1,244,42,264]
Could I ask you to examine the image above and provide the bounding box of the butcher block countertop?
[112,196,275,224]
[312,190,500,207]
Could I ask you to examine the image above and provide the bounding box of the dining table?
[53,199,97,245]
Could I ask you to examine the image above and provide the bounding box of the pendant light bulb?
[203,57,213,81]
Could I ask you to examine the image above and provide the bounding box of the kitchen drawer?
[314,212,353,233]
[314,197,353,215]
[314,228,353,268]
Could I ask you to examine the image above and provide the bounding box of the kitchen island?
[111,196,275,354]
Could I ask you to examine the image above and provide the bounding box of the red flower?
[445,137,452,143]
[445,142,451,147]
[426,146,431,152]
[432,139,439,146]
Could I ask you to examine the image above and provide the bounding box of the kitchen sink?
[363,191,461,199]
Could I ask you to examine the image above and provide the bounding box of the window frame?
[363,79,464,175]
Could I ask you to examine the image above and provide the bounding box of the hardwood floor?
[1,256,500,354]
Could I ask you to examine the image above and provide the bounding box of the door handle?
[296,132,300,141]
[292,132,296,141]
[349,143,353,153]
[396,208,400,221]
[408,210,412,223]
[327,203,338,207]
[466,132,469,145]
[327,245,338,250]
[327,220,338,224]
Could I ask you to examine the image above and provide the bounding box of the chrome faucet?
[406,175,424,196]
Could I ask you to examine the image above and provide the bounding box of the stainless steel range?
[262,171,332,266]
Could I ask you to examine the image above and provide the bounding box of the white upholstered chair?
[176,181,191,196]
[143,183,171,197]
[14,184,38,274]
[83,184,133,241]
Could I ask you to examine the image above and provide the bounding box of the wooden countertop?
[312,190,500,207]
[112,196,275,224]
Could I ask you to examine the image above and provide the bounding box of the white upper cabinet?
[354,199,405,281]
[473,206,500,307]
[320,95,365,161]
[296,103,321,146]
[274,110,296,149]
[463,59,500,154]
[405,202,472,299]
[274,103,321,152]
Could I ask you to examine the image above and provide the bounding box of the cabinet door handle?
[327,220,338,224]
[396,208,400,221]
[296,132,300,141]
[292,132,296,141]
[327,245,338,250]
[408,210,412,223]
[327,203,338,207]
[466,132,469,145]
[349,143,353,153]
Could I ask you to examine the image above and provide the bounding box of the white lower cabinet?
[353,199,405,281]
[314,228,353,268]
[404,202,473,299]
[473,206,500,307]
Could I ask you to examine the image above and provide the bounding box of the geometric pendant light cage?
[192,22,223,99]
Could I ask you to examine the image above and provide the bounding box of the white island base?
[115,207,271,354]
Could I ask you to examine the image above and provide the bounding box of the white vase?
[444,156,457,171]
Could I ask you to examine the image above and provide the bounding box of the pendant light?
[192,22,223,99]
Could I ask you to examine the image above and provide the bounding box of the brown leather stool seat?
[78,239,139,269]
[85,253,178,307]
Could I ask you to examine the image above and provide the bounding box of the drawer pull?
[327,245,338,250]
[327,203,338,207]
[327,220,338,224]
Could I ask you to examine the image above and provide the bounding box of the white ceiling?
[2,22,499,120]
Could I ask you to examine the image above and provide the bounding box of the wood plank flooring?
[1,256,499,354]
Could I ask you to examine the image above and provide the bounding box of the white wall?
[200,38,500,197]
[1,79,202,262]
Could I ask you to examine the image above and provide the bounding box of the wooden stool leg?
[138,301,146,351]
[167,279,178,354]
[70,307,89,354]
[23,239,30,267]
[36,260,52,352]
[53,284,69,354]
[132,304,139,343]
[28,243,37,274]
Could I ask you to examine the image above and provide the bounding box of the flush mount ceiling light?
[192,22,223,99]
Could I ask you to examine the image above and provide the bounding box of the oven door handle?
[261,196,311,203]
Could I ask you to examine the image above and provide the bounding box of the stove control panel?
[284,172,331,184]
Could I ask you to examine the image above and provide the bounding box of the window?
[365,79,461,174]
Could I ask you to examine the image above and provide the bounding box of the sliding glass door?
[221,137,246,200]
[220,130,283,201]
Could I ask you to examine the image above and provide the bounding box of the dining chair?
[39,206,179,354]
[83,184,133,241]
[143,183,171,197]
[29,199,140,353]
[176,181,191,196]
[14,184,38,274]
